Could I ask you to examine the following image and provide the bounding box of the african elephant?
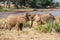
[32,13,55,28]
[40,13,55,24]
[26,12,36,28]
[32,14,42,28]
[33,14,42,24]
[4,12,36,31]
[4,15,17,30]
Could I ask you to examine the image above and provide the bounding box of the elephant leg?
[7,24,11,30]
[15,23,23,31]
[19,23,23,31]
[15,23,19,31]
[9,26,11,30]
[30,20,33,28]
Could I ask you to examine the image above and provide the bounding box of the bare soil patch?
[0,28,60,40]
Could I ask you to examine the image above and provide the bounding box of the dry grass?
[0,28,59,40]
[0,18,60,40]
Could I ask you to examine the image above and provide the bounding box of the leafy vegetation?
[0,0,60,9]
[54,19,60,32]
[23,23,31,28]
[35,22,53,33]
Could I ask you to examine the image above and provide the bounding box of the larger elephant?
[4,12,36,31]
[4,15,17,30]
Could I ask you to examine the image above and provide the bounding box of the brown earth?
[0,28,60,40]
[0,12,60,40]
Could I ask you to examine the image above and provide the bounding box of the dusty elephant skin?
[4,15,17,30]
[32,13,55,25]
[4,13,30,31]
[15,15,28,30]
[4,12,55,31]
[32,14,42,28]
[40,13,55,24]
[33,14,42,24]
[26,12,36,28]
[32,13,55,28]
[4,13,36,31]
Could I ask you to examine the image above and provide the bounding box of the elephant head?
[24,12,36,28]
[33,14,42,25]
[25,12,36,20]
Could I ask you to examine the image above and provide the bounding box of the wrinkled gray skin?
[27,13,55,26]
[32,13,55,25]
[4,15,17,30]
[26,13,36,28]
[40,13,55,24]
[4,13,36,31]
[33,14,42,25]
[4,13,55,31]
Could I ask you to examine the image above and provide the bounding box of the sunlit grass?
[23,23,31,28]
[35,21,54,33]
[0,18,60,33]
[54,19,60,32]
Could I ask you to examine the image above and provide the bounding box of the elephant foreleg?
[15,23,23,31]
[31,20,33,28]
[19,23,23,31]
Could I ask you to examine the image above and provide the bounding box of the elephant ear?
[24,13,30,21]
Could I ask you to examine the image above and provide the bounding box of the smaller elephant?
[40,13,55,24]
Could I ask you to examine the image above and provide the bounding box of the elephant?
[32,14,42,28]
[26,12,36,28]
[15,15,29,30]
[4,12,36,31]
[40,13,55,24]
[5,15,20,30]
[32,13,55,28]
[33,14,42,25]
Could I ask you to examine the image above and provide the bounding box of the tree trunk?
[4,1,7,8]
[7,0,10,8]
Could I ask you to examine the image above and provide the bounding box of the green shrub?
[54,19,60,32]
[35,25,48,33]
[56,25,60,32]
[35,19,60,33]
[23,23,31,28]
[54,23,60,32]
[0,9,8,12]
[35,22,54,33]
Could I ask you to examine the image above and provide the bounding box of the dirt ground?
[0,28,60,40]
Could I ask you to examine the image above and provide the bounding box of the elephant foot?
[9,28,11,31]
[8,27,11,31]
[29,26,33,29]
[17,28,23,31]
